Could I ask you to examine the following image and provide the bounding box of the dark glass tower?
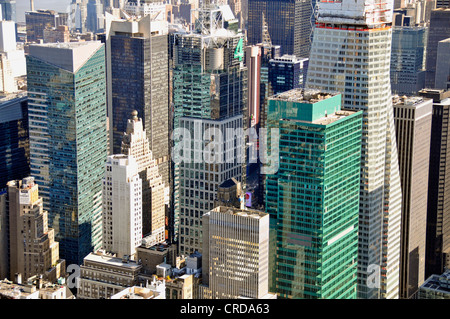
[247,0,312,57]
[425,8,450,89]
[0,94,29,190]
[99,14,170,192]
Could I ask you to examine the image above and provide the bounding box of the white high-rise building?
[102,154,142,259]
[121,111,166,246]
[199,206,275,299]
[306,0,402,299]
[0,20,26,93]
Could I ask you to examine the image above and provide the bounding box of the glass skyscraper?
[390,26,427,95]
[265,89,362,299]
[247,0,312,57]
[171,4,248,255]
[0,94,29,190]
[26,41,108,266]
[306,0,403,299]
[99,14,171,195]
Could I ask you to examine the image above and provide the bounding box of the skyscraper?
[393,95,433,299]
[418,89,450,279]
[265,89,362,299]
[247,0,312,57]
[7,177,65,283]
[171,3,247,255]
[435,38,450,90]
[268,54,309,94]
[390,26,427,95]
[25,9,68,43]
[0,0,16,22]
[425,8,450,89]
[99,13,170,193]
[199,206,273,299]
[121,111,166,244]
[27,41,108,265]
[306,0,403,299]
[102,155,142,259]
[0,94,29,190]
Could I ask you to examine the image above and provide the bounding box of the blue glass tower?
[26,42,108,265]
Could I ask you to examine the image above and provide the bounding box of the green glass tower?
[27,41,107,266]
[265,89,362,299]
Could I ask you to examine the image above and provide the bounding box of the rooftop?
[271,88,339,105]
[420,270,450,294]
[210,206,267,219]
[392,95,432,107]
[83,251,142,270]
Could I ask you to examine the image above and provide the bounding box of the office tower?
[26,41,107,266]
[306,0,403,299]
[393,95,433,299]
[99,13,170,194]
[265,89,362,299]
[199,206,273,299]
[0,0,15,22]
[121,111,166,244]
[102,155,142,259]
[247,0,312,57]
[268,54,309,94]
[0,1,15,22]
[418,89,450,278]
[25,10,68,43]
[390,26,427,95]
[0,94,29,190]
[86,0,104,33]
[171,3,247,255]
[69,0,88,33]
[435,38,450,90]
[7,177,65,283]
[418,270,450,299]
[425,8,450,89]
[77,250,142,299]
[0,20,26,91]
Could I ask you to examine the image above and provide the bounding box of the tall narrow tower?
[306,0,403,299]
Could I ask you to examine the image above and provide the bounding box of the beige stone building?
[77,250,142,299]
[7,177,65,283]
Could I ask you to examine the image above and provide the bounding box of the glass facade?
[27,43,107,265]
[390,26,426,95]
[265,90,362,299]
[306,19,403,299]
[99,30,170,190]
[247,0,312,57]
[171,4,248,255]
[0,95,29,189]
[268,55,308,95]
